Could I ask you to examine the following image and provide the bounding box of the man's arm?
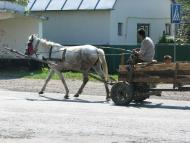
[139,40,148,56]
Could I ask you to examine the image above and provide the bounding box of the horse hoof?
[74,94,79,98]
[64,95,69,99]
[39,91,44,94]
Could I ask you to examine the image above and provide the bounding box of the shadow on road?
[129,101,190,110]
[26,95,190,110]
[26,95,107,104]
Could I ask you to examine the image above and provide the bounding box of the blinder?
[25,35,34,55]
[26,42,34,55]
[25,35,39,56]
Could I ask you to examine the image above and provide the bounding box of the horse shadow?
[27,95,190,110]
[26,95,107,104]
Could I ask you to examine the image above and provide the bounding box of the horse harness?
[46,46,66,62]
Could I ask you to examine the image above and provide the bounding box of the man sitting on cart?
[134,28,155,63]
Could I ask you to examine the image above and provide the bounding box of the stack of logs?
[119,62,190,84]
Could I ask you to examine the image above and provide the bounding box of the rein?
[35,48,131,56]
[30,38,131,58]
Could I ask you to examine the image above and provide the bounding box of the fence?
[103,44,190,74]
[1,44,189,73]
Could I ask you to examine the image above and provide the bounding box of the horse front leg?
[74,72,89,98]
[56,71,69,99]
[39,69,54,94]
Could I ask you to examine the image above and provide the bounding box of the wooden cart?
[110,55,190,105]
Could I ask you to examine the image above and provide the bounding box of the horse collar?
[33,39,40,58]
[62,49,66,61]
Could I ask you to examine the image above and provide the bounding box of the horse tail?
[97,48,108,81]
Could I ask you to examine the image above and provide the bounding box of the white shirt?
[139,37,155,62]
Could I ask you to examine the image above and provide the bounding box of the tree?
[175,0,190,43]
[4,0,29,6]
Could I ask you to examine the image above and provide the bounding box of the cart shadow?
[129,101,190,110]
[26,95,107,104]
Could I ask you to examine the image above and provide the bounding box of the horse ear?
[32,34,38,38]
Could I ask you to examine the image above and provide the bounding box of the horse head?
[25,34,40,56]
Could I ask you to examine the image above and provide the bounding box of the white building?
[0,1,42,59]
[28,0,173,45]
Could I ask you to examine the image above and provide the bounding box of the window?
[137,23,150,43]
[118,23,123,36]
[165,24,171,35]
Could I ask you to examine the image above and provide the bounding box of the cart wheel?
[111,82,133,106]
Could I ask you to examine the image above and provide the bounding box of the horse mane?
[35,36,62,49]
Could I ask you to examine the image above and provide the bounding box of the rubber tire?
[111,82,133,106]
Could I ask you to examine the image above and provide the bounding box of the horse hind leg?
[74,72,89,98]
[39,69,54,95]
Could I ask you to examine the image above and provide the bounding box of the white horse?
[25,35,110,100]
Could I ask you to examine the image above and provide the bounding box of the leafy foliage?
[3,0,29,5]
[176,0,190,43]
[159,31,174,43]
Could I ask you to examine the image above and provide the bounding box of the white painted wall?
[110,0,172,45]
[34,11,111,45]
[31,0,172,46]
[0,16,42,58]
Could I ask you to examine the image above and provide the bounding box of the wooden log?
[119,63,190,84]
[119,62,190,73]
[132,76,190,84]
[134,63,176,72]
[178,63,190,70]
[134,63,190,77]
[134,70,175,78]
[178,70,190,75]
[135,62,190,71]
[132,77,174,83]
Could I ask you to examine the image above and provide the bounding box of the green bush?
[3,0,28,5]
[159,32,174,43]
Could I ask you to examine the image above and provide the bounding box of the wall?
[33,10,111,45]
[0,16,42,59]
[110,0,172,45]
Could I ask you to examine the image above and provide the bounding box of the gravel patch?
[0,76,190,101]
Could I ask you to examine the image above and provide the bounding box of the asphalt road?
[0,89,190,143]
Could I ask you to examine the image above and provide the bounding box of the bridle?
[26,35,66,61]
[26,36,40,57]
